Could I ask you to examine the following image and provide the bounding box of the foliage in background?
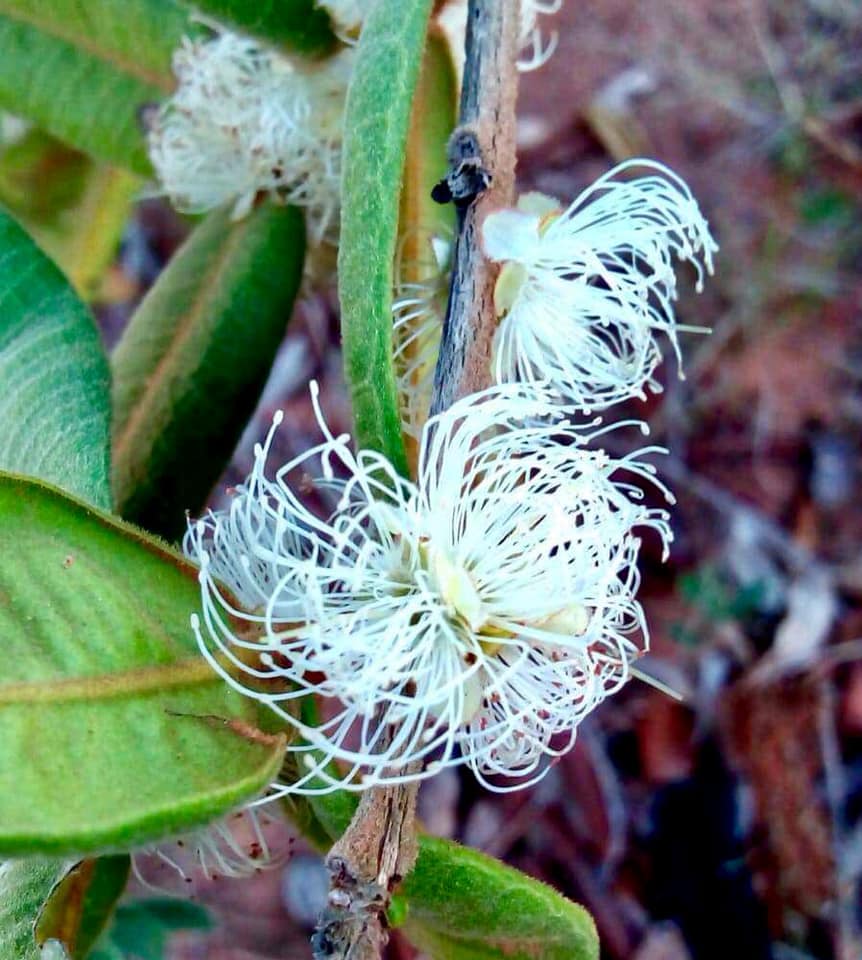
[90,899,212,960]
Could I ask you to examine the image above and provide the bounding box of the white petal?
[482,209,541,262]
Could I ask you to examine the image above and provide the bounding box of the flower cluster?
[146,1,571,241]
[147,27,351,238]
[187,384,672,792]
[168,9,716,794]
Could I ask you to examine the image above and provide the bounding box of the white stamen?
[185,383,672,792]
[483,159,717,411]
[391,229,452,438]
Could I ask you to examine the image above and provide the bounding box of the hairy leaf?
[179,0,336,56]
[0,0,187,84]
[403,837,599,960]
[111,202,305,541]
[0,473,286,855]
[338,0,434,475]
[0,860,68,960]
[0,208,111,508]
[301,791,598,959]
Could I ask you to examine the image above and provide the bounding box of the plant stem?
[430,0,520,412]
[312,3,520,957]
[312,761,420,960]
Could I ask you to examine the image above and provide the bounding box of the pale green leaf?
[403,837,599,960]
[0,472,286,856]
[0,208,111,509]
[338,0,434,475]
[0,859,68,960]
[0,0,195,172]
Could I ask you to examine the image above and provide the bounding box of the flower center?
[493,261,528,317]
[426,546,486,632]
[535,604,590,636]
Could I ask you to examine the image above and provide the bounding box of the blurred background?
[7,0,861,957]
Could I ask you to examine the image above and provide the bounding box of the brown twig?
[312,3,521,957]
[430,0,521,412]
[312,759,420,960]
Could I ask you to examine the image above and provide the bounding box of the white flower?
[186,383,672,792]
[147,27,352,238]
[483,159,717,411]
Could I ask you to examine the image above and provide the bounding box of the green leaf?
[0,0,194,172]
[0,859,68,960]
[0,856,128,960]
[0,472,286,856]
[0,130,139,300]
[0,130,91,221]
[89,944,123,960]
[279,791,336,855]
[35,856,130,959]
[302,783,359,849]
[122,897,211,933]
[0,207,111,509]
[1,0,188,86]
[111,201,305,542]
[50,164,139,302]
[180,0,336,56]
[338,0,434,476]
[88,944,124,960]
[403,837,599,960]
[94,898,211,960]
[298,791,598,960]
